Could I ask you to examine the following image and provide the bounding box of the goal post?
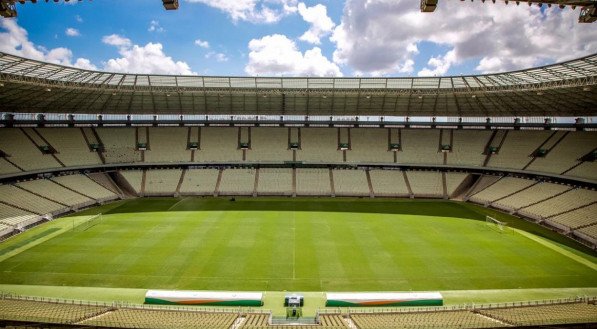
[486,216,508,233]
[72,213,102,232]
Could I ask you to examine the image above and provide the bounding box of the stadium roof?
[0,51,596,117]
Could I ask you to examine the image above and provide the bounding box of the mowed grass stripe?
[0,197,594,292]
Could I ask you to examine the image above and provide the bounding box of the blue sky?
[1,0,596,77]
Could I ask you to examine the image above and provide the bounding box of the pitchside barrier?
[325,292,443,307]
[144,290,264,306]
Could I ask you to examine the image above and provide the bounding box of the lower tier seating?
[218,169,256,195]
[179,169,219,195]
[144,169,183,195]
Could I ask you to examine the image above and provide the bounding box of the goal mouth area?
[486,216,509,233]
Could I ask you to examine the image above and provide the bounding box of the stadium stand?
[566,161,597,181]
[144,128,190,163]
[469,177,535,205]
[246,128,292,162]
[369,169,410,197]
[406,171,444,197]
[96,128,142,163]
[88,172,123,195]
[0,223,13,239]
[257,168,293,196]
[0,128,60,171]
[487,130,552,170]
[51,174,118,201]
[179,169,219,195]
[350,310,502,329]
[397,129,443,164]
[0,298,109,325]
[576,223,597,241]
[0,158,21,176]
[347,128,393,163]
[520,188,597,222]
[81,308,238,329]
[144,169,183,196]
[0,202,39,229]
[0,184,64,215]
[332,169,370,196]
[37,128,101,167]
[445,172,469,197]
[476,301,597,326]
[447,130,492,166]
[240,313,347,328]
[119,170,144,195]
[527,131,597,177]
[548,203,597,230]
[493,182,571,211]
[298,128,343,163]
[197,127,242,162]
[16,179,93,208]
[295,169,332,196]
[218,168,256,195]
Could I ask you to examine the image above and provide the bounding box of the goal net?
[486,216,508,233]
[72,213,102,232]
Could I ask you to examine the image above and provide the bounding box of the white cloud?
[245,34,341,77]
[75,15,83,23]
[65,27,80,37]
[331,0,597,76]
[194,39,210,48]
[205,51,229,62]
[148,20,164,32]
[0,19,95,69]
[186,0,298,23]
[102,34,194,75]
[297,2,335,44]
[102,34,132,47]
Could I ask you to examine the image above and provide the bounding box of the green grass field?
[0,197,595,295]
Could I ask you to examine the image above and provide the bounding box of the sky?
[0,0,596,78]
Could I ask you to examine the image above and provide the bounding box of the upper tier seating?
[447,130,492,166]
[332,169,369,196]
[398,129,443,164]
[527,131,597,179]
[0,158,21,176]
[0,128,60,171]
[52,174,118,201]
[347,128,393,163]
[197,127,242,162]
[298,128,343,163]
[369,169,410,197]
[179,169,219,195]
[566,161,597,181]
[247,128,292,162]
[144,169,182,195]
[469,177,535,205]
[257,168,293,195]
[218,168,256,195]
[0,184,64,215]
[17,179,93,207]
[96,128,141,163]
[37,128,101,166]
[296,169,331,196]
[487,130,552,170]
[144,128,190,163]
[407,171,443,197]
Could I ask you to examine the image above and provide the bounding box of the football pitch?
[0,197,595,294]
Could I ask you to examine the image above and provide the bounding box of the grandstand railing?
[315,296,597,315]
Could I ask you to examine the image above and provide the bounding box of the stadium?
[0,0,596,328]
